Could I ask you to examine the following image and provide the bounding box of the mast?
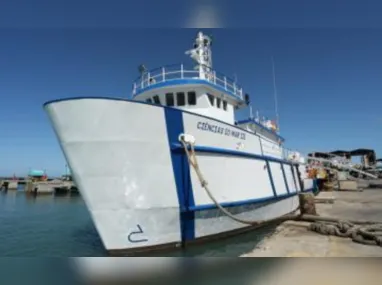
[271,56,279,132]
[185,31,213,80]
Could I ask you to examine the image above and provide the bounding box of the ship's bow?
[44,98,182,253]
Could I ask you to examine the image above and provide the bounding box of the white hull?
[44,97,314,254]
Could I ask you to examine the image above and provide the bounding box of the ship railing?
[132,63,244,100]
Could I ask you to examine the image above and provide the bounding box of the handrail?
[132,63,244,100]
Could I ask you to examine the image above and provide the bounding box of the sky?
[0,0,382,176]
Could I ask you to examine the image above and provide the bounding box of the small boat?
[44,31,314,255]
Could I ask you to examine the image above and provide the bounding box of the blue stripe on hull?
[164,108,195,242]
[266,160,277,197]
[193,194,297,222]
[281,163,290,194]
[289,165,299,191]
[292,165,302,191]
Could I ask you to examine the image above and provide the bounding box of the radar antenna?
[185,31,213,80]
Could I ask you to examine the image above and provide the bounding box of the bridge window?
[177,92,185,106]
[207,93,214,106]
[223,100,227,111]
[146,98,152,104]
[166,93,174,106]
[153,95,161,105]
[187,91,196,105]
[216,98,221,108]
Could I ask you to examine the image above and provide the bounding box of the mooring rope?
[309,221,382,247]
[179,135,300,226]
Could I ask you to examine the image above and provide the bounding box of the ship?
[44,31,315,255]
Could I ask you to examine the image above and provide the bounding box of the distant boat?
[44,31,315,255]
[28,169,45,177]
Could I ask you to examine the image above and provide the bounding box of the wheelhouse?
[132,64,246,125]
[131,31,283,144]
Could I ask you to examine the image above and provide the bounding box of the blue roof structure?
[28,169,45,176]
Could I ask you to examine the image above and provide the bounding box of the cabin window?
[207,93,214,106]
[153,95,160,105]
[146,98,152,104]
[216,98,221,108]
[177,92,185,106]
[188,91,196,105]
[166,93,174,106]
[223,100,227,111]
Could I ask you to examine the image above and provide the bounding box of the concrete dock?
[25,180,77,195]
[241,185,382,257]
[0,180,18,190]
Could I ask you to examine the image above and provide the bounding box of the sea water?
[0,186,276,257]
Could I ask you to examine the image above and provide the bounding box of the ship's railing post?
[162,67,165,82]
[147,72,151,85]
[224,77,227,90]
[181,64,184,79]
[213,71,216,84]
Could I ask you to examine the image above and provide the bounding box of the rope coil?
[309,221,382,247]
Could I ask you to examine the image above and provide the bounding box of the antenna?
[271,56,279,132]
[138,64,147,75]
[185,31,213,79]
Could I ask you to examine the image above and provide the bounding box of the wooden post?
[298,193,317,215]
